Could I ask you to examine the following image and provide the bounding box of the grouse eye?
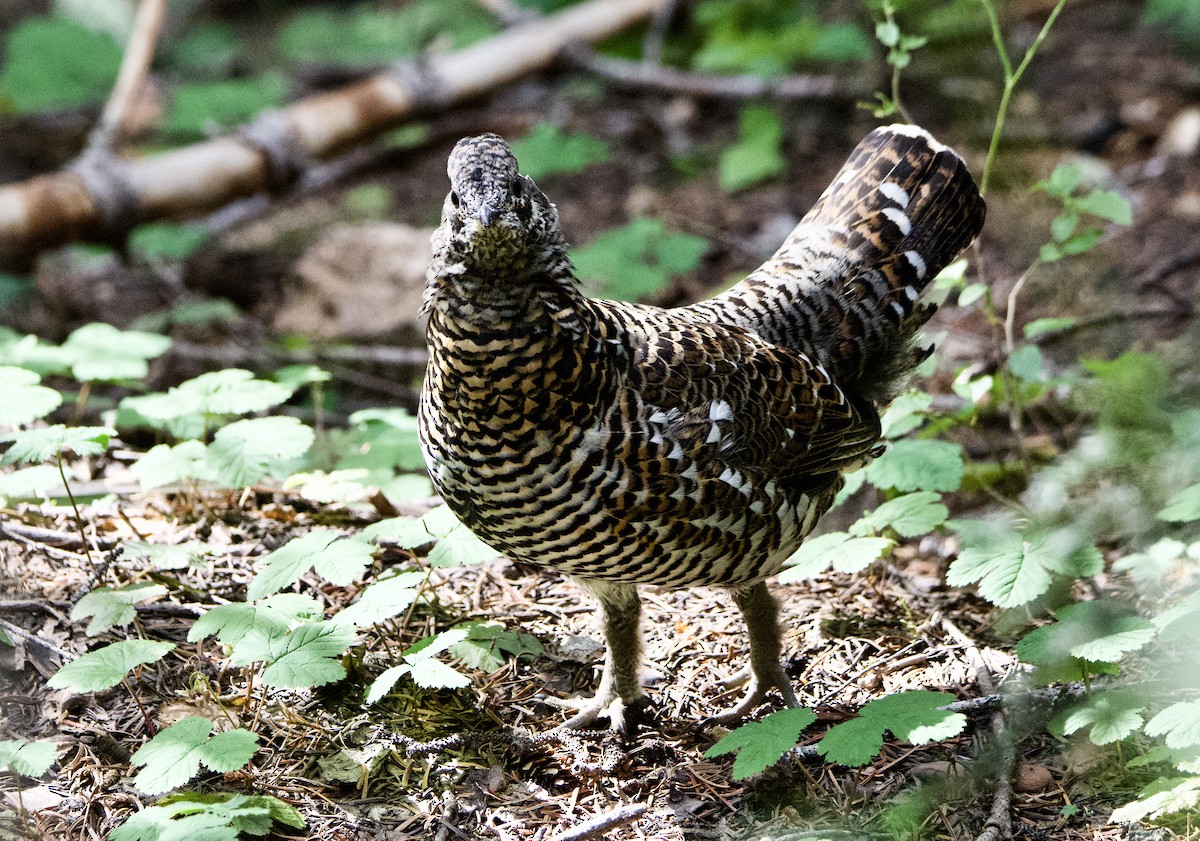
[449,191,461,208]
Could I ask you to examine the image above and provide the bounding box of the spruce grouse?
[418,124,986,730]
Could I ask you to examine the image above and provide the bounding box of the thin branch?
[547,804,649,841]
[559,45,853,101]
[87,0,167,153]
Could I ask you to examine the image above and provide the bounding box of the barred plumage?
[418,125,986,730]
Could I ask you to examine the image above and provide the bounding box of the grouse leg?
[706,581,799,725]
[551,580,647,732]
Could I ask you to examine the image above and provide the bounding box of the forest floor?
[2,0,1200,839]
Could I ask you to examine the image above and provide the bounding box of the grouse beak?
[477,202,501,227]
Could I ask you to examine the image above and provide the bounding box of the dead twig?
[87,0,166,153]
[547,803,649,841]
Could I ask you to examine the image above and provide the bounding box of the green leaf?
[163,73,288,136]
[1050,211,1078,243]
[1,424,112,465]
[48,640,174,692]
[208,416,314,488]
[1109,776,1200,824]
[130,717,258,795]
[450,621,543,671]
[61,323,171,382]
[110,792,304,841]
[366,663,412,704]
[875,20,900,46]
[129,222,211,261]
[509,123,609,180]
[1160,483,1200,523]
[189,593,323,646]
[428,522,496,567]
[71,584,169,636]
[1007,345,1043,381]
[283,469,373,504]
[0,16,122,112]
[705,707,817,779]
[0,739,57,777]
[0,366,62,427]
[818,691,965,766]
[719,106,785,193]
[367,629,473,699]
[1152,590,1200,642]
[879,390,931,438]
[1060,693,1145,745]
[780,531,892,581]
[332,571,426,627]
[865,439,963,492]
[338,407,425,473]
[246,621,355,688]
[1023,316,1078,339]
[1018,601,1156,676]
[0,464,65,498]
[853,491,947,538]
[1074,189,1133,225]
[1146,702,1200,750]
[246,530,375,601]
[1040,164,1082,198]
[956,282,987,308]
[119,540,210,571]
[947,526,1086,608]
[274,364,331,389]
[570,219,708,301]
[132,441,215,490]
[121,369,294,434]
[1061,226,1104,256]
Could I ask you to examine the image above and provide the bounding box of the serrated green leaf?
[1,424,112,465]
[208,416,314,488]
[1146,702,1200,750]
[865,438,963,492]
[817,716,883,767]
[1153,590,1200,642]
[283,468,373,504]
[0,464,65,498]
[130,717,258,795]
[1160,483,1200,523]
[366,663,412,704]
[705,707,817,779]
[428,523,496,567]
[255,621,355,688]
[189,593,323,647]
[509,123,609,180]
[1018,600,1156,674]
[861,690,966,744]
[780,531,892,581]
[450,621,543,671]
[0,366,62,427]
[48,639,174,692]
[1109,776,1200,823]
[119,540,210,570]
[246,529,374,601]
[391,628,473,690]
[879,390,931,438]
[121,369,294,433]
[0,16,122,112]
[61,323,171,381]
[0,739,57,777]
[570,218,708,301]
[853,491,947,538]
[132,441,215,490]
[72,584,169,636]
[947,529,1063,609]
[332,571,425,627]
[1061,693,1145,745]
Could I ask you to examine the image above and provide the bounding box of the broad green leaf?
[1109,776,1200,824]
[880,390,931,438]
[853,491,947,538]
[865,439,963,492]
[332,571,425,627]
[61,323,171,381]
[283,469,373,504]
[719,106,785,193]
[817,716,883,767]
[207,416,314,488]
[450,621,543,672]
[0,16,122,112]
[1152,591,1200,642]
[1007,345,1043,381]
[163,73,288,136]
[254,621,356,688]
[1024,316,1078,338]
[370,628,472,696]
[705,707,817,779]
[1159,483,1200,523]
[957,282,987,307]
[1060,694,1145,745]
[122,369,294,430]
[1074,189,1133,225]
[110,793,304,841]
[780,531,892,581]
[946,528,1079,608]
[71,584,169,636]
[1,424,112,465]
[119,540,210,570]
[132,441,215,490]
[570,218,708,301]
[338,407,425,473]
[1017,601,1156,676]
[1146,702,1200,750]
[48,640,174,692]
[509,123,609,180]
[129,222,211,261]
[366,663,412,704]
[273,364,331,389]
[189,593,323,647]
[130,717,258,795]
[0,739,57,776]
[0,366,62,427]
[246,529,374,601]
[1040,164,1082,198]
[0,464,64,498]
[427,523,496,567]
[818,691,964,766]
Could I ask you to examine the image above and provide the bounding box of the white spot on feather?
[904,250,927,279]
[667,441,684,461]
[889,301,906,318]
[706,424,721,444]
[882,207,912,236]
[718,468,741,488]
[879,182,910,208]
[648,409,670,425]
[709,400,733,422]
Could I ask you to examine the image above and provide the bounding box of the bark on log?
[0,0,663,266]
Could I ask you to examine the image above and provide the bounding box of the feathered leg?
[706,581,799,725]
[551,580,647,732]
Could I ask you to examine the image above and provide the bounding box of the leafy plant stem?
[977,0,1069,196]
[124,678,158,736]
[57,452,96,568]
[884,2,914,124]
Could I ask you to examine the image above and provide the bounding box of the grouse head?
[437,133,564,285]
